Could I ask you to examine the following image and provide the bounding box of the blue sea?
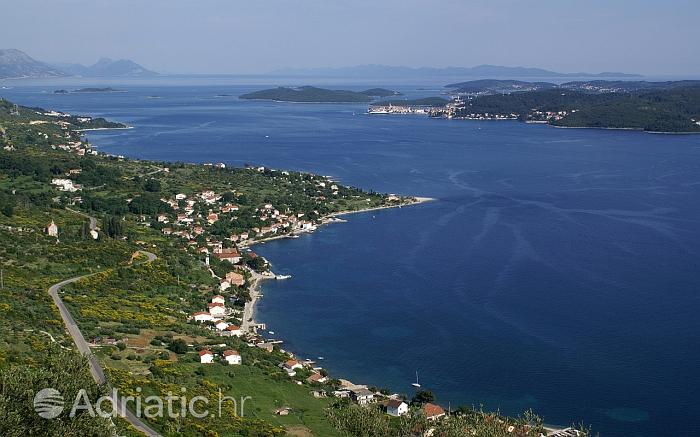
[3,79,700,436]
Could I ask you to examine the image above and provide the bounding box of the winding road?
[48,249,160,437]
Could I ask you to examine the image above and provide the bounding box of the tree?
[144,178,161,192]
[411,390,435,405]
[168,339,188,354]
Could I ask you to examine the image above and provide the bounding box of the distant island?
[268,64,642,79]
[239,86,400,103]
[371,80,700,133]
[54,87,125,94]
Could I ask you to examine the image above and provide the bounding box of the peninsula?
[370,80,700,133]
[0,97,586,436]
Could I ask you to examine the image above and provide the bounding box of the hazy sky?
[2,0,699,75]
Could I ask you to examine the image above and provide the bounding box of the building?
[213,248,241,264]
[225,271,245,287]
[351,388,375,405]
[422,403,446,421]
[207,302,226,318]
[192,311,213,322]
[223,349,241,365]
[211,295,226,305]
[214,321,229,331]
[223,325,243,337]
[386,399,409,417]
[46,220,58,237]
[199,350,214,364]
[306,372,328,384]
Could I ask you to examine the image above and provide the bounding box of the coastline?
[240,196,434,332]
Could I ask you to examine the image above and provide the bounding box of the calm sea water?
[4,80,700,436]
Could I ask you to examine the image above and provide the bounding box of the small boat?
[318,356,325,360]
[268,331,275,335]
[276,275,292,280]
[412,370,421,388]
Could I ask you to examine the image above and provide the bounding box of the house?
[199,350,214,364]
[224,325,243,337]
[213,248,241,264]
[211,295,226,305]
[207,213,219,224]
[175,193,187,200]
[351,388,375,405]
[225,271,245,287]
[306,372,328,384]
[192,311,213,322]
[46,220,58,237]
[220,280,231,291]
[214,321,229,331]
[386,399,409,417]
[207,302,226,318]
[280,359,303,375]
[422,403,445,421]
[222,349,241,365]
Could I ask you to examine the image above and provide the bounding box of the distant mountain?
[0,49,67,79]
[269,64,642,79]
[239,86,400,103]
[56,58,158,77]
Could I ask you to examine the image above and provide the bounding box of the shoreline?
[240,196,435,331]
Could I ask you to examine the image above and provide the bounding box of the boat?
[412,370,421,388]
[318,356,325,360]
[268,331,275,335]
[276,275,292,280]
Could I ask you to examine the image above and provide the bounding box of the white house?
[192,311,213,322]
[351,388,375,405]
[386,399,409,417]
[219,280,231,291]
[46,220,59,237]
[215,321,229,331]
[211,295,226,305]
[223,325,243,337]
[199,350,214,364]
[223,349,241,365]
[280,359,303,376]
[208,303,226,318]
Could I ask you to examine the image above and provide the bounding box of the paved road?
[65,207,97,231]
[48,250,160,437]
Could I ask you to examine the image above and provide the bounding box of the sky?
[2,0,699,76]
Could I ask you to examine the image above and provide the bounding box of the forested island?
[239,86,400,103]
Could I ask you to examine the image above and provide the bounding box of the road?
[65,207,97,231]
[48,250,160,437]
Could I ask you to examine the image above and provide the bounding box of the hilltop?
[0,49,157,79]
[0,49,67,79]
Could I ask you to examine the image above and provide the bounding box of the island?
[71,87,125,93]
[239,86,400,103]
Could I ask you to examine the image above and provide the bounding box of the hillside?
[444,79,557,95]
[239,86,399,102]
[0,49,67,79]
[433,86,700,132]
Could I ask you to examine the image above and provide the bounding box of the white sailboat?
[412,370,421,388]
